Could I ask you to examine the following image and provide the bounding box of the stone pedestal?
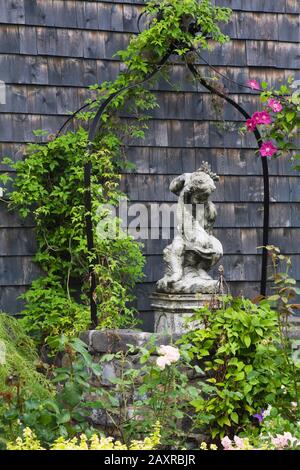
[150,292,215,334]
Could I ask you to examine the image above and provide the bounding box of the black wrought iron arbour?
[57,12,270,328]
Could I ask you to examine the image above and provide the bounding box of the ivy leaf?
[243,335,251,348]
[230,412,239,424]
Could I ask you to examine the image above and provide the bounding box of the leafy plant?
[263,245,300,405]
[86,342,198,449]
[180,296,299,439]
[2,336,103,447]
[0,313,54,446]
[0,313,53,399]
[2,130,145,347]
[221,407,300,450]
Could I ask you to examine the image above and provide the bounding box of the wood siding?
[0,0,299,328]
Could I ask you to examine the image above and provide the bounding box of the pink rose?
[268,98,283,113]
[259,141,278,157]
[246,79,261,90]
[246,118,256,131]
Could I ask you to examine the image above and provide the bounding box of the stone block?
[81,328,181,354]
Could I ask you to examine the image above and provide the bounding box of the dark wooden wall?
[0,0,299,329]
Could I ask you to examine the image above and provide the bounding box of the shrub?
[0,313,53,399]
[7,423,161,451]
[0,313,54,446]
[180,296,299,439]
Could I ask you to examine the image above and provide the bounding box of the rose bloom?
[156,356,171,370]
[246,79,260,90]
[158,345,180,362]
[259,141,278,157]
[156,345,180,370]
[268,98,283,113]
[246,118,256,131]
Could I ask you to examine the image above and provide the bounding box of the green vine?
[1,0,231,347]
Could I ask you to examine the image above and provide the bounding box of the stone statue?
[156,162,223,294]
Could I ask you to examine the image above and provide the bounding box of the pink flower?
[268,98,283,113]
[252,112,262,124]
[259,141,278,157]
[252,111,271,125]
[233,436,245,449]
[258,111,272,125]
[246,80,260,90]
[246,118,256,132]
[221,436,233,451]
[271,432,298,450]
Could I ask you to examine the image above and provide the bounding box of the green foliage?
[19,276,90,346]
[180,296,299,439]
[0,313,54,446]
[118,0,230,67]
[0,313,53,399]
[83,343,196,449]
[263,245,300,402]
[4,129,144,346]
[2,336,187,449]
[2,336,103,447]
[233,407,300,450]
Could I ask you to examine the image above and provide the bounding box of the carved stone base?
[150,292,216,335]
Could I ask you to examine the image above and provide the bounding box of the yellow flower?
[8,422,161,451]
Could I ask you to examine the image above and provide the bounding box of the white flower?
[158,345,180,361]
[291,402,298,409]
[0,187,3,198]
[262,405,272,418]
[156,345,180,370]
[156,356,170,370]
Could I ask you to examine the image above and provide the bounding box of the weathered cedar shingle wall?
[0,0,299,329]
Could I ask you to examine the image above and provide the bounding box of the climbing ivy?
[1,0,231,347]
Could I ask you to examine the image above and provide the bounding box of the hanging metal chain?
[209,265,231,310]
